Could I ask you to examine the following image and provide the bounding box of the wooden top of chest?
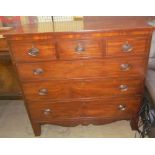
[2,16,155,36]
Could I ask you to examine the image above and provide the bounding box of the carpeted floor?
[0,100,136,138]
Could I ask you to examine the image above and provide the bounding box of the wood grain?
[57,39,105,59]
[107,35,150,56]
[16,57,146,81]
[22,78,143,101]
[10,40,56,62]
[27,96,141,121]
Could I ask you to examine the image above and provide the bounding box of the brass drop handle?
[118,104,126,111]
[120,64,131,71]
[38,88,48,96]
[75,43,85,52]
[122,42,133,52]
[119,85,128,91]
[28,48,40,56]
[33,68,44,75]
[43,109,52,115]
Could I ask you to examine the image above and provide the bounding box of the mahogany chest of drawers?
[4,17,155,136]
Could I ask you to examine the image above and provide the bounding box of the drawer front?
[83,97,141,118]
[107,36,149,56]
[57,39,105,59]
[17,58,146,81]
[10,40,56,62]
[27,96,141,121]
[22,78,143,101]
[28,101,81,120]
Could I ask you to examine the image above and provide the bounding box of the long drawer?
[22,78,143,101]
[27,96,141,121]
[17,58,146,81]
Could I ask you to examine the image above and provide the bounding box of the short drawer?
[57,39,105,59]
[10,40,56,62]
[17,58,146,81]
[106,35,149,56]
[28,101,81,120]
[22,78,143,101]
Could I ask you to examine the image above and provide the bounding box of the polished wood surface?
[57,39,105,59]
[16,58,146,81]
[106,35,149,57]
[28,96,141,121]
[22,78,143,101]
[28,101,81,120]
[10,40,56,62]
[2,17,155,35]
[4,17,155,136]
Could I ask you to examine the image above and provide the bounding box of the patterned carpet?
[0,100,136,138]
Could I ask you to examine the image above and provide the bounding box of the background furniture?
[0,34,21,99]
[4,16,155,136]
